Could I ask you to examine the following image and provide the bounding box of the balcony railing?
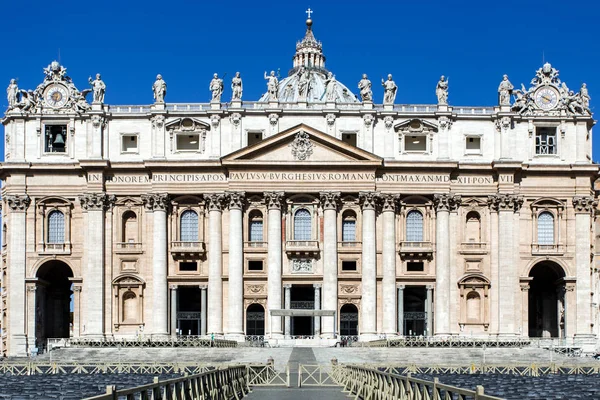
[397,241,433,259]
[115,242,143,254]
[531,243,564,255]
[285,240,319,256]
[290,301,315,310]
[244,241,267,249]
[170,241,206,255]
[39,243,71,254]
[338,241,361,247]
[459,242,488,254]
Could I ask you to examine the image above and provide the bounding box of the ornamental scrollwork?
[141,193,170,211]
[79,193,116,211]
[226,191,246,210]
[229,112,242,126]
[381,193,399,212]
[290,130,313,161]
[264,192,285,210]
[205,193,226,211]
[150,115,165,129]
[572,196,597,214]
[319,191,341,211]
[494,116,511,132]
[6,194,31,211]
[487,194,524,212]
[358,191,380,210]
[363,114,375,127]
[433,193,461,212]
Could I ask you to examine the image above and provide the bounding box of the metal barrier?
[358,336,584,349]
[337,365,504,400]
[298,364,343,387]
[50,336,238,349]
[0,362,214,376]
[246,363,290,387]
[83,365,249,400]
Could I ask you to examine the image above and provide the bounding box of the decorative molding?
[433,193,461,212]
[226,191,246,210]
[363,114,374,127]
[91,115,105,129]
[291,259,313,273]
[358,191,380,210]
[319,191,341,211]
[572,196,597,214]
[438,116,453,130]
[79,193,116,211]
[6,194,31,212]
[268,113,279,126]
[340,284,359,295]
[487,194,524,212]
[264,192,285,210]
[205,193,226,211]
[326,113,336,126]
[290,130,313,161]
[150,115,165,129]
[229,112,242,126]
[210,115,221,128]
[494,116,511,132]
[245,283,266,295]
[141,193,170,211]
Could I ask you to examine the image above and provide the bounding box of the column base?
[225,333,246,342]
[9,334,28,357]
[358,333,380,342]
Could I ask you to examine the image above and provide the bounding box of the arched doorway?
[246,304,265,336]
[35,261,74,347]
[340,304,358,336]
[528,261,566,338]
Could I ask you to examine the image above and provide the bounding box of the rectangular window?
[122,134,139,153]
[342,220,356,241]
[247,131,263,147]
[179,262,197,272]
[45,125,67,153]
[176,134,200,151]
[342,261,357,271]
[248,260,263,271]
[342,132,357,147]
[535,127,557,155]
[405,136,427,152]
[466,137,481,154]
[407,261,424,272]
[250,220,263,242]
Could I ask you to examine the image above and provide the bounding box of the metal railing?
[359,336,586,350]
[84,365,249,400]
[298,364,343,387]
[338,365,504,399]
[247,363,290,387]
[48,336,237,349]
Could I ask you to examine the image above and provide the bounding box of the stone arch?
[523,257,572,277]
[245,303,265,336]
[527,261,566,338]
[112,274,145,331]
[31,256,78,279]
[340,303,359,336]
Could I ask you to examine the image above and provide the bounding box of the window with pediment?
[294,209,312,240]
[249,210,264,242]
[406,210,424,242]
[36,198,72,254]
[112,275,145,331]
[395,119,436,155]
[531,199,563,253]
[167,118,209,154]
[180,210,199,242]
[47,210,65,244]
[458,274,490,331]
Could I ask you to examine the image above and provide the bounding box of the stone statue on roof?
[324,72,337,102]
[210,73,224,102]
[264,70,279,101]
[6,79,19,109]
[381,74,397,105]
[358,74,372,102]
[498,75,513,106]
[297,66,311,101]
[152,74,167,103]
[88,73,106,103]
[231,72,243,101]
[436,75,448,105]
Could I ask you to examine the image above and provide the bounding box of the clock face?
[535,87,559,110]
[44,84,69,108]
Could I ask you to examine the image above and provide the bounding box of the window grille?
[48,210,65,243]
[537,212,554,244]
[180,210,198,242]
[294,209,311,240]
[342,219,356,241]
[406,210,423,242]
[249,220,263,242]
[535,128,557,155]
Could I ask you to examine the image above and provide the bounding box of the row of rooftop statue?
[5,60,592,116]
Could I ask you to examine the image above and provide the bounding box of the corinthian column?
[142,193,169,336]
[227,192,245,340]
[359,191,379,339]
[488,193,523,336]
[319,191,340,338]
[6,195,30,356]
[206,193,225,335]
[573,196,597,338]
[80,193,115,338]
[264,192,284,338]
[382,194,398,335]
[433,193,461,336]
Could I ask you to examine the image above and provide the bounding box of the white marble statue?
[436,75,448,105]
[498,74,513,106]
[7,79,19,109]
[152,74,167,103]
[381,74,397,105]
[231,72,243,101]
[210,73,224,102]
[581,83,590,109]
[297,66,311,100]
[282,83,294,100]
[88,73,106,103]
[324,72,337,102]
[264,71,279,101]
[358,74,372,102]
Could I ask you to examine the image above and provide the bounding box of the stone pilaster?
[397,285,405,335]
[319,191,340,338]
[200,285,207,336]
[205,193,225,335]
[572,196,597,338]
[264,192,284,338]
[6,194,30,356]
[226,192,245,339]
[426,285,434,336]
[80,192,115,338]
[170,285,178,336]
[284,284,292,337]
[433,193,461,335]
[313,283,322,336]
[142,193,169,336]
[358,191,379,339]
[488,193,523,336]
[382,194,398,335]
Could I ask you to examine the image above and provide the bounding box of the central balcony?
[459,242,488,255]
[38,243,71,255]
[115,242,143,254]
[398,241,433,260]
[285,240,320,257]
[531,243,564,256]
[170,241,206,258]
[338,241,362,253]
[244,241,267,252]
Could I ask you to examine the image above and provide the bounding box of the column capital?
[433,193,461,212]
[72,285,82,292]
[381,193,399,212]
[313,283,322,289]
[572,196,597,214]
[319,191,341,210]
[80,192,116,211]
[199,284,208,290]
[6,194,30,212]
[169,284,178,290]
[426,285,434,290]
[396,284,406,290]
[358,191,380,210]
[487,193,523,212]
[226,191,246,210]
[205,193,226,211]
[141,193,170,212]
[283,284,293,289]
[264,191,285,210]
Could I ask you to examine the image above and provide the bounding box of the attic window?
[341,132,357,147]
[247,131,263,146]
[405,135,427,152]
[176,134,200,151]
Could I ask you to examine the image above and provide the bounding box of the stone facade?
[1,17,598,356]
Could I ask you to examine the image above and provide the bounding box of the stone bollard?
[331,357,338,366]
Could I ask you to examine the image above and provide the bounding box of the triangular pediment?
[222,124,382,166]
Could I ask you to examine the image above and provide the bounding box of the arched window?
[180,210,199,242]
[465,211,481,242]
[406,210,423,242]
[466,291,481,322]
[342,211,357,242]
[122,291,137,322]
[249,211,264,242]
[122,211,138,243]
[294,209,311,240]
[537,212,554,245]
[48,210,65,243]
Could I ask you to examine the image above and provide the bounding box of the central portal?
[291,285,314,336]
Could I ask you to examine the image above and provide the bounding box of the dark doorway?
[340,304,358,336]
[246,304,265,336]
[529,262,565,338]
[36,261,74,348]
[177,286,201,335]
[291,285,314,336]
[404,286,427,336]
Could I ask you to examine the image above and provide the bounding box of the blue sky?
[1,0,599,159]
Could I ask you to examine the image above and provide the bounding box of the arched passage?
[340,304,358,336]
[246,304,265,336]
[528,261,566,338]
[35,260,73,347]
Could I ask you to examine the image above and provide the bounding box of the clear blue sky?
[1,0,599,160]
